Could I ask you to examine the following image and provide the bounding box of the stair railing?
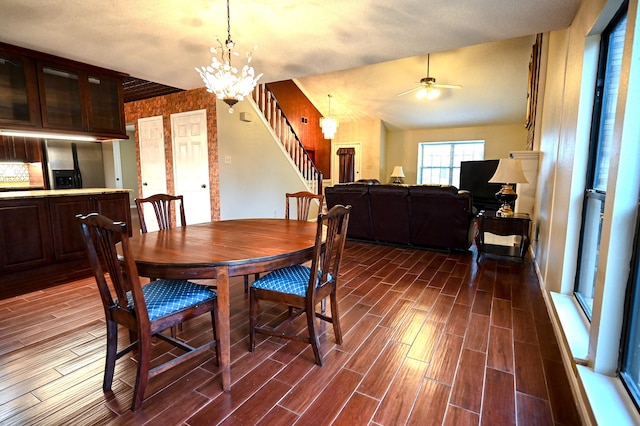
[252,84,323,195]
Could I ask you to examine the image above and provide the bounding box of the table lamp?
[488,158,528,217]
[390,166,405,184]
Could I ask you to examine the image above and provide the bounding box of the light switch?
[225,155,232,164]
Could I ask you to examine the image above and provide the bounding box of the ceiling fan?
[396,54,462,100]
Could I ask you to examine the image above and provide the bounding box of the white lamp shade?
[488,158,528,184]
[391,166,405,178]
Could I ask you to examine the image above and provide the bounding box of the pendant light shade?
[320,94,338,139]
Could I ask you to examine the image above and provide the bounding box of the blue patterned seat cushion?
[252,264,327,297]
[123,279,217,321]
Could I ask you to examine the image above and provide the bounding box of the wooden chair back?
[77,213,149,327]
[308,204,351,301]
[135,193,186,233]
[285,191,324,221]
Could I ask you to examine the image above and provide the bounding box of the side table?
[475,210,531,265]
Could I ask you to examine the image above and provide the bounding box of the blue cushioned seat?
[252,265,326,297]
[124,279,217,321]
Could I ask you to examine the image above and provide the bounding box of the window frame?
[573,5,627,319]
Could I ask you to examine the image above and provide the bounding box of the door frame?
[330,142,362,185]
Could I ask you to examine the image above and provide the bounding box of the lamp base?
[495,184,517,217]
[496,203,515,217]
[391,178,404,185]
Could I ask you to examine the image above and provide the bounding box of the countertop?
[0,188,132,200]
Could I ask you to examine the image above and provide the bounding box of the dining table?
[125,218,320,391]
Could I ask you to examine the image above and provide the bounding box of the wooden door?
[138,116,167,232]
[171,109,211,225]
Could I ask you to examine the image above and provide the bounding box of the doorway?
[331,142,362,185]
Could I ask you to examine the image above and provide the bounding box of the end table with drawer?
[475,210,531,265]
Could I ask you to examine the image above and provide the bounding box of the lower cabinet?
[50,193,131,261]
[0,198,53,271]
[0,191,131,274]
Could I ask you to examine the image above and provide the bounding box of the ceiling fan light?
[415,88,428,99]
[427,88,441,100]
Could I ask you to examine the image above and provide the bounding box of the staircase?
[252,84,323,195]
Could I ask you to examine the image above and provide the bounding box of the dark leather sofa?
[325,182,475,251]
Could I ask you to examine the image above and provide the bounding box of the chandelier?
[320,94,338,139]
[195,0,263,113]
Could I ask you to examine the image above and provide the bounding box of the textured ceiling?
[0,0,581,129]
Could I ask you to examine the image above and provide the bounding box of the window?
[621,201,640,409]
[574,7,626,319]
[417,141,484,186]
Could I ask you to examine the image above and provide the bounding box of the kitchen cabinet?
[0,136,42,162]
[49,193,131,261]
[0,49,41,127]
[0,190,131,276]
[38,63,125,136]
[0,42,127,140]
[0,198,53,271]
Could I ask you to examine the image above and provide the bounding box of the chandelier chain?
[226,0,232,45]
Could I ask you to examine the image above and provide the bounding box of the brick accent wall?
[124,87,220,221]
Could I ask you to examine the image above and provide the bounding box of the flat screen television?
[459,160,510,212]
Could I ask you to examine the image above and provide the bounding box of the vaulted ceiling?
[0,0,581,130]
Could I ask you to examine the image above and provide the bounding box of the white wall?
[217,99,315,220]
[331,119,386,182]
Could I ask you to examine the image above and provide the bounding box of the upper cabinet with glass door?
[38,63,85,131]
[37,63,126,136]
[0,50,41,127]
[0,42,128,140]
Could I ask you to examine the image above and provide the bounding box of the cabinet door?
[49,195,93,261]
[87,74,125,135]
[0,199,52,272]
[26,138,42,162]
[95,193,132,236]
[0,50,41,127]
[37,63,86,131]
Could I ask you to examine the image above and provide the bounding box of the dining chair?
[249,204,351,365]
[243,191,325,292]
[135,193,190,336]
[77,213,219,411]
[135,193,186,234]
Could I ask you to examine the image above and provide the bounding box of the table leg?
[215,266,231,391]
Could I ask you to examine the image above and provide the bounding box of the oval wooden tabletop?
[126,218,319,278]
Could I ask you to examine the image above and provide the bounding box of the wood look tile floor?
[0,241,582,425]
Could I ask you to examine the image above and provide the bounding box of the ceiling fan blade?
[396,86,422,97]
[432,83,462,89]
